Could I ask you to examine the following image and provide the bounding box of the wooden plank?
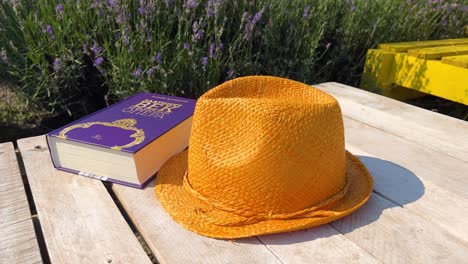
[391,53,468,105]
[407,45,468,59]
[258,226,379,264]
[0,142,42,263]
[113,181,284,264]
[342,118,468,198]
[114,180,381,264]
[360,44,468,105]
[345,136,468,242]
[0,219,42,264]
[378,38,468,52]
[17,136,151,264]
[360,49,427,101]
[441,55,468,68]
[314,83,468,162]
[316,82,468,137]
[331,193,468,263]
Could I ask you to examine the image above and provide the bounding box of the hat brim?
[154,150,373,239]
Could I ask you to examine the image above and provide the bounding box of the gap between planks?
[113,182,380,264]
[17,136,152,264]
[13,141,52,264]
[0,142,42,264]
[14,137,159,263]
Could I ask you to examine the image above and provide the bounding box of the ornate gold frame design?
[57,118,145,151]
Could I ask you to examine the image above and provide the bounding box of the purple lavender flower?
[209,43,216,58]
[116,11,124,23]
[460,5,468,13]
[46,25,53,34]
[303,5,311,18]
[206,0,214,17]
[108,0,117,8]
[252,9,263,25]
[146,67,155,76]
[244,6,265,39]
[206,0,223,18]
[45,25,55,39]
[192,20,199,33]
[201,57,209,68]
[56,4,64,15]
[350,5,356,12]
[0,48,8,64]
[92,44,103,55]
[184,0,198,10]
[218,43,224,51]
[132,67,142,79]
[53,58,61,71]
[226,68,234,79]
[155,53,163,64]
[93,57,104,66]
[183,43,191,49]
[90,0,100,9]
[194,30,204,41]
[138,6,146,15]
[241,12,249,23]
[244,21,252,38]
[123,35,130,46]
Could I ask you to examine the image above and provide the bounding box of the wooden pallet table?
[1,82,468,263]
[361,38,468,105]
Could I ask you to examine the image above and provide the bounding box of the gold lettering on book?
[57,119,145,150]
[122,99,182,118]
[92,134,102,140]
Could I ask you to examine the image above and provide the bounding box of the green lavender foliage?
[0,0,466,118]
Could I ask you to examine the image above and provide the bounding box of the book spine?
[54,166,153,189]
[45,135,57,168]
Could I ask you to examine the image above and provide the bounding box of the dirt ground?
[0,81,71,143]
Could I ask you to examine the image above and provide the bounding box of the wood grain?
[343,117,468,198]
[0,142,42,263]
[257,225,379,264]
[315,82,468,162]
[315,82,468,134]
[113,181,284,264]
[331,193,468,263]
[114,173,379,264]
[0,219,42,264]
[346,141,468,242]
[17,136,150,264]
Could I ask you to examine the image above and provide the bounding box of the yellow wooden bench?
[361,38,468,105]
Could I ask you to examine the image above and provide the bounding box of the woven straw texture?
[155,76,373,239]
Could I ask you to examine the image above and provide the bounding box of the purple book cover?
[47,92,196,188]
[48,93,196,152]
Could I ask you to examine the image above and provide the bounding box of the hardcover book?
[46,93,196,188]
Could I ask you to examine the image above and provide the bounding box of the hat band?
[182,172,350,227]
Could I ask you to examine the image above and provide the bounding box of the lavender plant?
[0,0,466,120]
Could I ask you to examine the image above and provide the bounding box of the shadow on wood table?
[241,156,425,245]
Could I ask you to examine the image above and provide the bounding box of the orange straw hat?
[155,76,373,239]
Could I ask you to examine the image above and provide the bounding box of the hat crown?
[187,76,346,215]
